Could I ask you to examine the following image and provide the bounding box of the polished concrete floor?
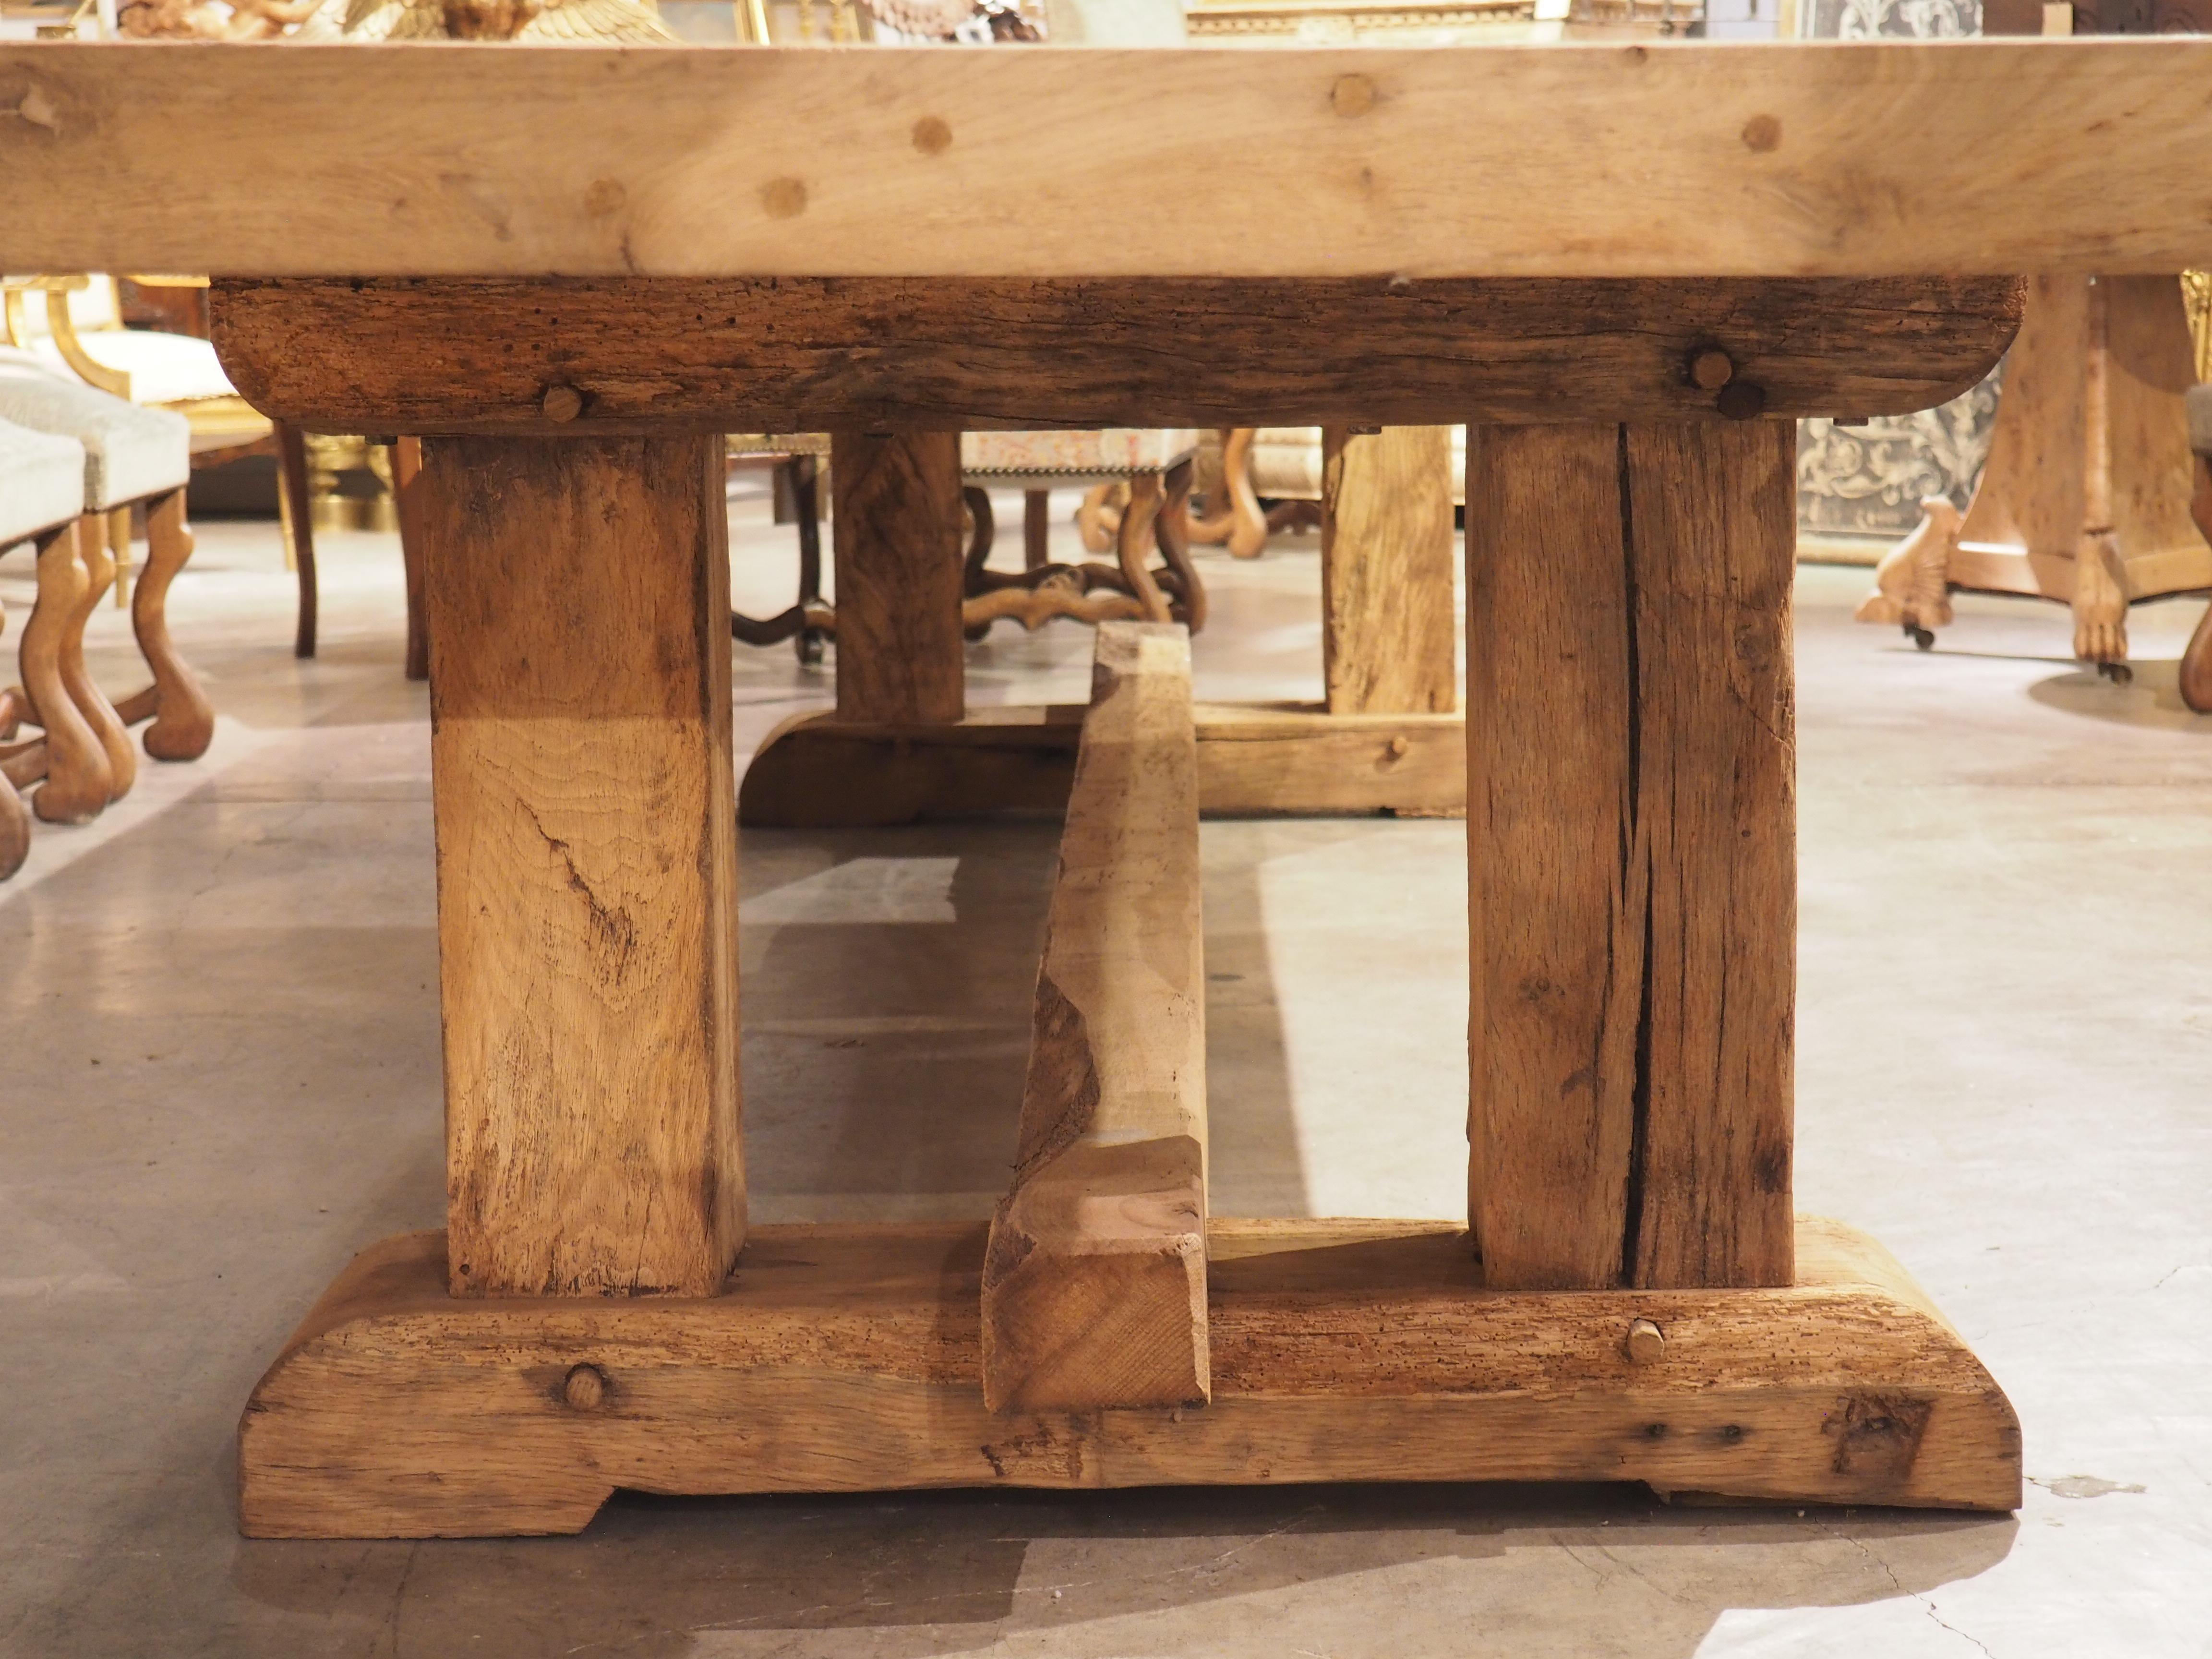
[2,491,2208,1657]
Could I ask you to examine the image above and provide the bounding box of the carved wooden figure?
[1858,275,2211,678]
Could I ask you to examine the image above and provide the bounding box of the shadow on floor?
[222,1482,2017,1659]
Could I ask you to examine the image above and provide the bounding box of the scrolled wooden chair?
[1145,424,1470,560]
[960,428,1205,635]
[0,352,215,825]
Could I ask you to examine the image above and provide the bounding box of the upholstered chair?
[0,352,214,826]
[0,413,90,866]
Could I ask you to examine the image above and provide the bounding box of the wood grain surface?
[424,433,743,1298]
[982,624,1208,1414]
[736,704,1467,826]
[1465,420,1795,1293]
[237,1215,2020,1538]
[832,431,965,724]
[9,41,2212,278]
[208,276,2023,434]
[1321,425,1457,715]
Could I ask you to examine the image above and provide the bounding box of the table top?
[4,38,2209,281]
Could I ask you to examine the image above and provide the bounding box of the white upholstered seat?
[961,428,1201,487]
[0,350,192,511]
[0,414,88,547]
[25,328,237,408]
[1248,426,1468,506]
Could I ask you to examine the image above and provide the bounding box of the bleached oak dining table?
[6,36,2209,1538]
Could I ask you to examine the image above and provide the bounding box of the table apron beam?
[207,276,2022,436]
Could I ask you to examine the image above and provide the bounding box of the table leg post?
[1321,425,1457,715]
[1466,419,1795,1292]
[422,433,743,1298]
[830,431,964,724]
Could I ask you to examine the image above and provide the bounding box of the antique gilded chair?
[0,412,87,872]
[0,352,215,825]
[1,273,314,647]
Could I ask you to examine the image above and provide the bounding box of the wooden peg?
[1626,1318,1666,1364]
[1689,348,1735,390]
[541,384,583,422]
[562,1364,608,1409]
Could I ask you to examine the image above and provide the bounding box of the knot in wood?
[1331,74,1376,118]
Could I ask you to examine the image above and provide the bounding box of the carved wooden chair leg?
[1186,427,1268,559]
[0,760,26,879]
[1075,480,1124,554]
[110,489,217,761]
[108,504,132,611]
[62,513,136,802]
[1022,489,1050,569]
[0,594,27,878]
[1222,428,1269,558]
[1152,457,1207,635]
[1855,496,1959,648]
[393,436,431,682]
[278,421,318,660]
[2072,527,2131,677]
[2181,447,2212,713]
[791,453,826,665]
[1184,427,1235,545]
[1112,472,1172,624]
[19,521,111,825]
[961,484,997,593]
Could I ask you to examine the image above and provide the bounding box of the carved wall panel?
[1795,0,1995,543]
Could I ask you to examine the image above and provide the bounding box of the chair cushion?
[0,413,88,546]
[27,328,238,407]
[2189,383,2212,458]
[961,429,1201,482]
[0,350,191,509]
[1248,426,1470,505]
[1249,428,1325,498]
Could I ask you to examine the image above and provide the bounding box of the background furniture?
[1857,273,2211,677]
[0,411,86,871]
[1186,423,1468,561]
[3,274,283,602]
[2183,384,2212,711]
[959,428,1204,633]
[726,432,832,663]
[0,352,215,823]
